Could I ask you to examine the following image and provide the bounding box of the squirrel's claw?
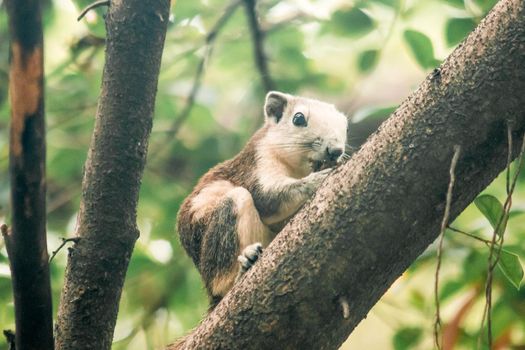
[238,242,263,274]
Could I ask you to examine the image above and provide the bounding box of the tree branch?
[4,0,54,348]
[168,0,525,348]
[164,0,241,139]
[434,145,461,350]
[49,237,81,263]
[148,0,242,163]
[77,0,110,21]
[54,0,171,349]
[242,0,275,92]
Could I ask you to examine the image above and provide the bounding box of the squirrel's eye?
[292,112,307,127]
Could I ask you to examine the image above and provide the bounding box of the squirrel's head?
[262,91,348,174]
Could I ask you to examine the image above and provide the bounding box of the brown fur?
[177,126,274,303]
[176,91,348,307]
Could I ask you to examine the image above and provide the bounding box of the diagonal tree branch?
[168,0,525,348]
[3,0,54,348]
[54,0,171,349]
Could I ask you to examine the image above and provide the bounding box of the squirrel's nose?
[326,146,343,161]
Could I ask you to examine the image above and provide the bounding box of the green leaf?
[498,250,523,290]
[408,290,425,310]
[403,30,438,69]
[445,18,477,47]
[329,8,374,37]
[357,49,379,73]
[474,194,507,236]
[440,280,465,301]
[370,0,398,8]
[509,209,525,219]
[393,327,422,350]
[473,0,499,13]
[442,0,465,8]
[462,250,488,284]
[172,0,203,21]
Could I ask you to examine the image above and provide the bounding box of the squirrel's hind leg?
[201,187,270,307]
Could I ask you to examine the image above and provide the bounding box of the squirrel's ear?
[264,91,288,123]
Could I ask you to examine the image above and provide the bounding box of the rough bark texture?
[169,0,525,349]
[3,0,54,349]
[54,0,170,349]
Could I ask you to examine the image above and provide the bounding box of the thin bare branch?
[434,145,461,350]
[170,0,242,138]
[447,226,493,245]
[148,0,242,163]
[242,0,275,92]
[49,237,81,263]
[77,0,110,21]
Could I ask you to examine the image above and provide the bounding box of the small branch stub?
[77,0,110,21]
[0,224,9,249]
[3,329,15,350]
[49,237,81,263]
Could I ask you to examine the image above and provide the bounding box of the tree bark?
[2,0,54,349]
[169,0,525,349]
[54,1,170,349]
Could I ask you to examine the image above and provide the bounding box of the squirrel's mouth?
[309,158,338,172]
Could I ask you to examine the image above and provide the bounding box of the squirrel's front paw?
[303,168,332,194]
[238,242,263,274]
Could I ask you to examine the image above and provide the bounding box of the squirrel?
[177,91,348,308]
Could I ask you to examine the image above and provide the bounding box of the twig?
[447,226,493,245]
[49,237,81,263]
[434,145,461,350]
[77,0,110,21]
[0,224,8,251]
[242,0,275,93]
[505,126,512,195]
[148,0,242,163]
[479,128,525,349]
[168,0,241,137]
[3,329,15,350]
[0,223,8,236]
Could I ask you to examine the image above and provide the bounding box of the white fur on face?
[261,95,348,175]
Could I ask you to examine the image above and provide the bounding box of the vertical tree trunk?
[54,1,170,349]
[2,0,54,349]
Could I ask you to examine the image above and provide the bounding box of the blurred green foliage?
[0,0,523,349]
